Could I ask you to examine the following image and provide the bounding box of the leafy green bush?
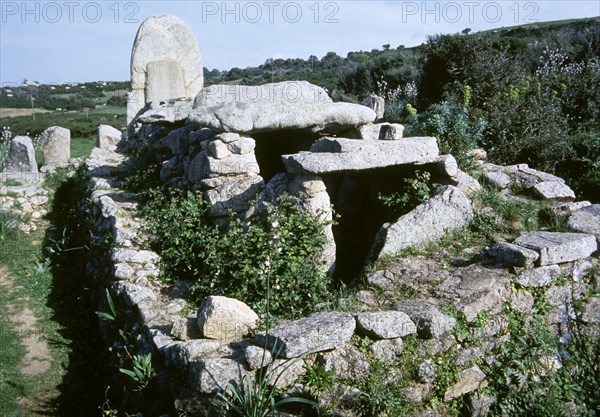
[414,99,486,168]
[378,170,436,218]
[143,189,331,319]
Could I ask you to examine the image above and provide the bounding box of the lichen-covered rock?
[244,345,272,370]
[197,296,259,340]
[356,311,417,339]
[41,126,70,167]
[188,357,250,394]
[111,281,157,306]
[532,181,576,201]
[97,125,122,150]
[486,242,540,267]
[515,265,561,288]
[267,358,306,389]
[6,136,38,172]
[189,100,375,134]
[317,345,370,381]
[443,366,487,401]
[194,81,332,108]
[372,186,473,258]
[514,231,597,266]
[256,312,355,358]
[187,151,260,181]
[408,308,456,339]
[204,176,264,217]
[567,205,600,244]
[548,201,591,219]
[369,338,404,362]
[361,93,385,120]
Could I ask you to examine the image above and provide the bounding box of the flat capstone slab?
[282,137,439,175]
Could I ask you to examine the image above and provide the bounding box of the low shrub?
[143,189,331,319]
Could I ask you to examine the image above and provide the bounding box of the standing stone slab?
[514,231,597,266]
[97,125,122,150]
[256,312,355,358]
[128,15,203,123]
[41,126,70,167]
[567,205,600,244]
[7,136,38,172]
[372,186,473,258]
[356,311,417,339]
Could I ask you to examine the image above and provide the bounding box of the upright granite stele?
[127,14,204,125]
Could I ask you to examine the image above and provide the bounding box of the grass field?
[1,106,126,162]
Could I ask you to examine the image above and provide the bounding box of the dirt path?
[0,268,55,413]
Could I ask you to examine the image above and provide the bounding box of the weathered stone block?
[356,311,417,339]
[256,312,355,358]
[197,296,259,340]
[514,231,597,266]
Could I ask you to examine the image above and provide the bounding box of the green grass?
[0,227,68,416]
[0,107,125,139]
[71,136,96,159]
[1,107,123,164]
[0,170,111,416]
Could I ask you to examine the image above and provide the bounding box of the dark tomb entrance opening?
[326,165,431,284]
[252,129,322,183]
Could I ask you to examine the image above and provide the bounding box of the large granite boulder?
[513,231,597,266]
[566,205,600,244]
[6,136,37,172]
[41,126,70,167]
[196,296,260,340]
[128,15,203,123]
[188,100,376,134]
[371,185,473,258]
[256,312,356,358]
[193,81,332,108]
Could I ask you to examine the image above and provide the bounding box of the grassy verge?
[0,226,68,416]
[0,169,110,416]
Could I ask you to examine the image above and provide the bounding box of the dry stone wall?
[79,14,599,415]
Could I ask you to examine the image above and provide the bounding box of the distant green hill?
[201,16,600,101]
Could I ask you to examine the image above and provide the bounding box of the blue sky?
[1,1,599,85]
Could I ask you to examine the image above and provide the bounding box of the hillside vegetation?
[2,18,598,197]
[203,17,600,202]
